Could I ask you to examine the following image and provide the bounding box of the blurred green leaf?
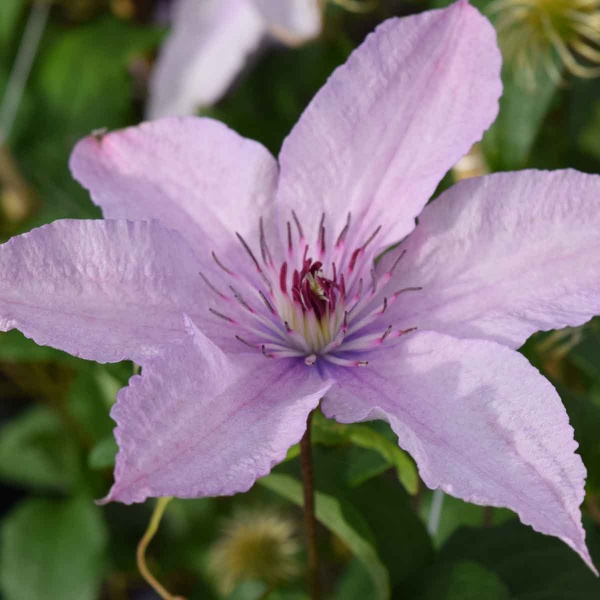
[407,560,511,600]
[332,558,375,600]
[438,520,600,598]
[312,413,418,494]
[0,496,108,600]
[559,385,600,493]
[0,330,78,364]
[0,0,25,57]
[259,472,390,599]
[482,65,559,170]
[88,435,117,470]
[0,406,80,491]
[68,364,123,443]
[10,17,163,230]
[418,493,512,548]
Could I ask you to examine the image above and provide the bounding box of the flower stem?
[136,497,183,600]
[300,411,321,600]
[427,488,445,537]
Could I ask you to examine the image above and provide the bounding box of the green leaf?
[88,436,118,470]
[0,0,25,57]
[482,64,559,170]
[439,520,600,599]
[0,330,78,364]
[559,385,600,493]
[0,406,80,491]
[9,17,164,230]
[259,472,390,600]
[68,364,124,443]
[332,559,375,600]
[0,496,108,600]
[407,561,511,600]
[312,413,418,494]
[418,493,512,548]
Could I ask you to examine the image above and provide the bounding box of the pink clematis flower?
[148,0,322,118]
[1,0,599,569]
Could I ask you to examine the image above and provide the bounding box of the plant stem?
[427,488,445,537]
[136,497,183,600]
[0,1,50,143]
[300,411,320,600]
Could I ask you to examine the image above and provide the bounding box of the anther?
[335,212,351,247]
[279,262,288,294]
[259,290,276,314]
[317,213,326,252]
[209,308,236,323]
[388,249,407,276]
[370,268,378,294]
[380,297,388,314]
[380,325,392,342]
[259,217,274,267]
[236,232,273,290]
[356,361,369,367]
[291,210,304,240]
[212,251,234,275]
[236,335,256,348]
[305,354,317,366]
[261,345,274,359]
[287,221,293,252]
[230,286,254,313]
[199,271,228,299]
[361,225,382,251]
[393,286,423,299]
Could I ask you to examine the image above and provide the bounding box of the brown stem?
[300,411,321,600]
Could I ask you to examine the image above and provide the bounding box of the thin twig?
[300,412,320,600]
[136,497,184,600]
[0,0,51,143]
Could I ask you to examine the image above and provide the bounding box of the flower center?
[202,212,419,368]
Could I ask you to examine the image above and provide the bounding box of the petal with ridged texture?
[275,0,501,249]
[102,318,332,504]
[147,0,266,118]
[322,332,595,571]
[0,219,214,363]
[379,169,600,348]
[70,117,278,255]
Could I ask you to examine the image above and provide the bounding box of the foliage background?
[0,0,599,598]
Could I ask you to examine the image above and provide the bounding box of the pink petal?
[102,318,332,503]
[69,117,278,255]
[0,219,213,363]
[275,0,501,249]
[381,169,600,348]
[147,0,266,118]
[322,332,594,571]
[254,0,321,45]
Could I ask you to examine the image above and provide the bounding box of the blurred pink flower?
[1,0,599,570]
[147,0,322,118]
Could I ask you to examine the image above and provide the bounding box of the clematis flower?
[0,0,599,570]
[147,0,322,118]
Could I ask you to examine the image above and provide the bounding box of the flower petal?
[0,219,214,363]
[147,0,266,118]
[254,0,321,45]
[275,0,501,249]
[321,332,594,571]
[381,169,600,348]
[102,318,332,504]
[69,117,278,254]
